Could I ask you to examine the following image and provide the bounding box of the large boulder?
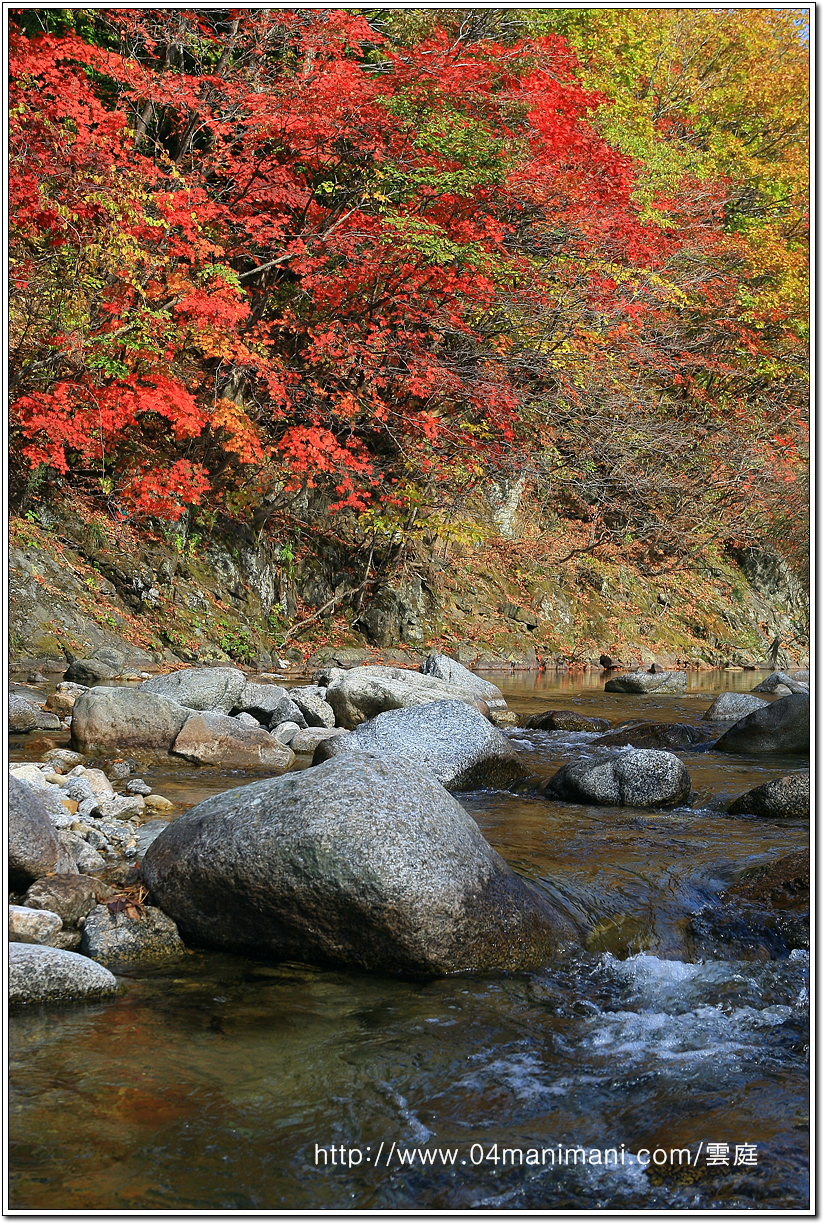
[714,693,809,755]
[70,687,194,754]
[702,692,769,722]
[63,656,119,686]
[171,712,295,770]
[543,749,691,809]
[9,775,76,889]
[521,710,610,733]
[419,654,506,707]
[322,664,506,729]
[727,772,810,819]
[9,943,118,1005]
[604,671,687,694]
[591,722,715,750]
[312,700,528,791]
[140,667,246,714]
[751,671,809,695]
[141,753,577,975]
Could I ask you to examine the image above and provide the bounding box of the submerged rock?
[604,671,687,694]
[521,710,610,732]
[140,666,246,714]
[9,943,119,1005]
[714,693,809,755]
[141,752,577,975]
[702,692,768,722]
[591,722,715,750]
[544,749,691,809]
[727,772,810,819]
[312,700,528,791]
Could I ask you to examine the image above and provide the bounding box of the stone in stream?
[702,692,769,722]
[714,693,809,755]
[521,710,610,732]
[70,687,196,754]
[603,670,687,694]
[232,681,288,723]
[9,695,41,733]
[9,775,77,889]
[750,670,809,695]
[171,711,295,770]
[543,749,692,809]
[8,904,63,945]
[140,666,247,714]
[23,873,113,926]
[140,752,578,975]
[320,664,507,730]
[40,748,86,772]
[419,653,507,708]
[80,903,185,964]
[268,696,308,730]
[591,722,716,750]
[287,686,336,728]
[290,726,347,755]
[9,943,119,1005]
[63,655,121,686]
[312,700,528,791]
[727,772,810,819]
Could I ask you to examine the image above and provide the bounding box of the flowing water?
[8,670,809,1210]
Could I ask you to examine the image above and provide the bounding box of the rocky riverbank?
[8,653,810,1003]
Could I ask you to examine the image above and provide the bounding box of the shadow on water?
[9,670,809,1210]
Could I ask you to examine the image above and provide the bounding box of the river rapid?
[8,669,809,1211]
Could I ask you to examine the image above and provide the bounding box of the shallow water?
[8,670,809,1210]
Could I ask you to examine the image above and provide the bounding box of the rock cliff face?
[8,501,809,671]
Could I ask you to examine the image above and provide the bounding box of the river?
[8,669,809,1210]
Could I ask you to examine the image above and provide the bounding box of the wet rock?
[702,692,769,722]
[9,695,39,733]
[63,656,120,685]
[233,681,288,723]
[291,727,348,755]
[23,873,112,926]
[714,693,809,755]
[419,654,506,709]
[521,710,610,732]
[80,903,185,963]
[140,666,246,714]
[313,700,528,791]
[70,687,195,754]
[141,752,578,975]
[751,670,808,695]
[171,712,295,770]
[143,794,174,812]
[591,722,716,750]
[544,749,691,809]
[323,664,509,730]
[9,904,63,945]
[268,696,308,730]
[9,775,76,889]
[288,686,336,728]
[727,772,810,819]
[689,851,809,959]
[604,670,687,694]
[9,943,119,1005]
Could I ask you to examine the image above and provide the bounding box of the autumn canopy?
[9,8,808,569]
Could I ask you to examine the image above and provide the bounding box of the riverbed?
[8,670,809,1210]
